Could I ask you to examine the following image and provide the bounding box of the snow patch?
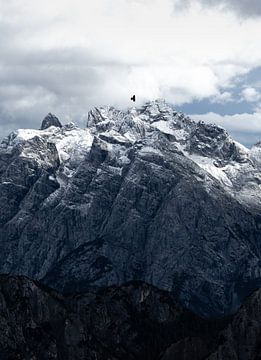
[54,129,93,164]
[152,121,176,136]
[16,126,60,142]
[187,153,233,187]
[139,146,161,155]
[250,144,261,166]
[15,126,93,166]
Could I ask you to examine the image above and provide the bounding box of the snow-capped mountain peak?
[1,100,261,318]
[84,100,255,196]
[1,100,259,209]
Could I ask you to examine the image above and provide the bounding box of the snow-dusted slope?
[0,100,261,318]
[2,123,93,168]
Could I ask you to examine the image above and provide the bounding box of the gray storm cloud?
[177,0,261,17]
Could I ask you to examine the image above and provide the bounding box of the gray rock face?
[0,99,261,317]
[188,121,242,162]
[41,113,62,130]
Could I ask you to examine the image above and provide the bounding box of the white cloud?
[211,91,233,104]
[191,111,261,132]
[241,87,261,102]
[0,0,260,139]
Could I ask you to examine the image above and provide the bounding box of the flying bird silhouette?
[131,95,136,102]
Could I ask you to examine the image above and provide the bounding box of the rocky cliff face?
[0,275,260,360]
[40,113,62,130]
[0,99,261,317]
[0,274,229,360]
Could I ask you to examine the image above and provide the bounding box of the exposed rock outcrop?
[41,113,62,130]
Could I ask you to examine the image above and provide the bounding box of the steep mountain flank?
[0,99,261,317]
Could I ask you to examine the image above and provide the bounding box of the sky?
[0,0,261,147]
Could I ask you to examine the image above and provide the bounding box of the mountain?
[0,275,261,360]
[0,99,261,317]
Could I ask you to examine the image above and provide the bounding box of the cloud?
[211,91,234,104]
[176,0,261,18]
[0,0,260,143]
[241,87,261,102]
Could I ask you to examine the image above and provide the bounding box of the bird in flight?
[131,95,136,102]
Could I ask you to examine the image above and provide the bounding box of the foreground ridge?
[0,275,261,360]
